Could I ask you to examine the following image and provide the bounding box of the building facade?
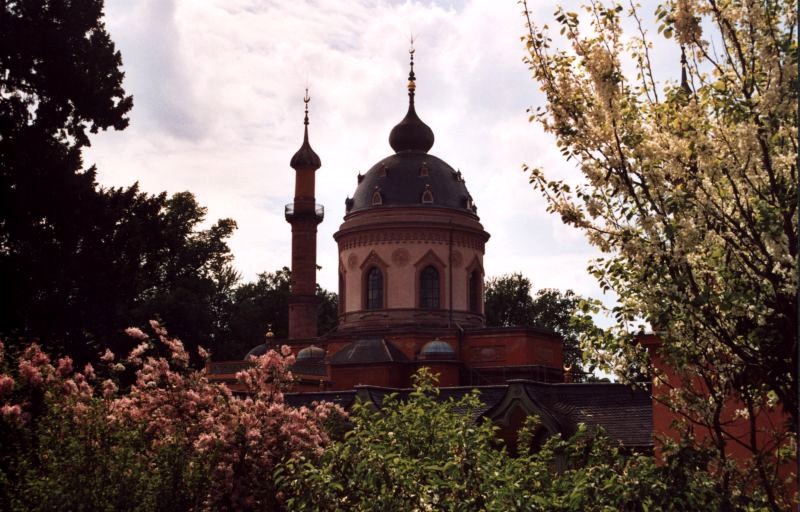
[208,50,652,451]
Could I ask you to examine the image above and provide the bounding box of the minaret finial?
[408,34,416,98]
[290,84,321,170]
[303,86,310,126]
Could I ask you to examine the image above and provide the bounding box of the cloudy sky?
[84,0,681,319]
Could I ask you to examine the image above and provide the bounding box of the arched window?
[421,187,434,204]
[468,269,482,313]
[419,266,440,309]
[371,190,382,206]
[365,267,383,309]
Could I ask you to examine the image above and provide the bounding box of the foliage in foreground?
[0,325,341,511]
[0,333,780,511]
[279,369,741,512]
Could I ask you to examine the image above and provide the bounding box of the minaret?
[286,90,323,340]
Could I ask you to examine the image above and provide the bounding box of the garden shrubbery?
[0,327,778,511]
[0,323,339,511]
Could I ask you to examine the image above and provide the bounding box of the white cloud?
[86,0,640,321]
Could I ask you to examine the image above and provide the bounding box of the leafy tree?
[484,273,589,376]
[1,178,239,364]
[279,369,734,511]
[1,0,132,360]
[522,0,796,507]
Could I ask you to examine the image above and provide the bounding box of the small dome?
[290,126,321,171]
[418,339,455,361]
[244,344,268,359]
[388,101,434,153]
[297,345,325,362]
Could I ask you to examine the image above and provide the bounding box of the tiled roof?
[522,381,653,448]
[329,337,409,365]
[285,382,653,449]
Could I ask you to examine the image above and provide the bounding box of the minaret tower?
[286,90,323,340]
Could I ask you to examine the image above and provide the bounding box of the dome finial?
[290,86,321,170]
[389,41,434,153]
[408,34,416,97]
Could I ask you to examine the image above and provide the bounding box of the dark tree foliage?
[1,0,132,360]
[484,273,589,376]
[220,267,338,360]
[0,1,338,365]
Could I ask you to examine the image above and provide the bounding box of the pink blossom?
[0,341,4,364]
[102,379,118,399]
[56,356,73,377]
[149,319,168,338]
[198,346,210,360]
[83,363,96,380]
[1,403,22,424]
[24,344,50,367]
[61,379,79,396]
[3,324,345,509]
[127,342,149,363]
[0,375,13,396]
[18,361,43,387]
[125,326,149,341]
[280,345,292,357]
[72,402,88,420]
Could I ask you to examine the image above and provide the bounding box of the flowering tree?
[522,0,796,507]
[0,322,341,510]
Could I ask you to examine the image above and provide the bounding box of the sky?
[84,0,681,320]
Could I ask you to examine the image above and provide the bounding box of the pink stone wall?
[340,243,483,312]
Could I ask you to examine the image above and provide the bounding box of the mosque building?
[208,49,652,451]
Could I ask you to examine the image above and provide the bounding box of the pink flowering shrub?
[0,323,343,511]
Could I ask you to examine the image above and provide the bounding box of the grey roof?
[244,344,268,359]
[285,382,652,449]
[348,152,475,214]
[329,337,409,365]
[297,345,325,362]
[521,382,653,448]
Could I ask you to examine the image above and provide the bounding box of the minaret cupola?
[286,89,324,340]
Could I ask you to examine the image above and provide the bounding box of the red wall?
[640,334,795,499]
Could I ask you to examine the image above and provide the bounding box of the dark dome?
[297,345,325,362]
[388,102,434,153]
[418,339,456,361]
[290,124,321,171]
[347,151,476,214]
[244,344,268,359]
